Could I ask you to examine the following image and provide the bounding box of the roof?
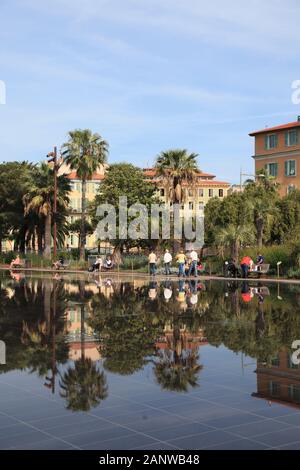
[249,120,300,136]
[143,168,216,178]
[66,172,105,181]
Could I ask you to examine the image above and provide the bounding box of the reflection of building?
[250,117,300,196]
[156,324,208,352]
[253,348,300,408]
[65,302,101,361]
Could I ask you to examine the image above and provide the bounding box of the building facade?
[250,117,300,196]
[143,168,230,210]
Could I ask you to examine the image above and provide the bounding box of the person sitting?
[240,256,254,278]
[10,255,22,269]
[52,256,64,270]
[104,256,113,269]
[89,256,103,272]
[255,253,265,271]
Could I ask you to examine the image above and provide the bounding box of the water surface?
[0,272,300,450]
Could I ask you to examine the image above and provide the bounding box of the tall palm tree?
[155,149,199,203]
[23,164,70,257]
[62,129,109,260]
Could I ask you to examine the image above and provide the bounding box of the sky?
[1,0,300,183]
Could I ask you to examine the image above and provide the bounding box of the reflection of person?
[149,281,157,300]
[148,251,157,276]
[163,249,172,275]
[10,255,21,269]
[241,281,253,302]
[163,283,172,302]
[240,256,254,278]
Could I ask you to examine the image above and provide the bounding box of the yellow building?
[143,168,230,209]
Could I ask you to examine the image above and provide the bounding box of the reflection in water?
[1,273,300,412]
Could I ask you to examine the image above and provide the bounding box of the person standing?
[188,249,198,277]
[163,249,172,275]
[176,249,186,277]
[240,255,254,278]
[148,251,157,276]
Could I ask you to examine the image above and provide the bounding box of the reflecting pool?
[1,272,300,449]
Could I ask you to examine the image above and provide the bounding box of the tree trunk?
[37,224,43,255]
[231,239,240,264]
[256,217,264,249]
[44,213,52,258]
[80,180,87,261]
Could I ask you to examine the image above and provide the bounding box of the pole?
[240,168,242,191]
[53,146,58,259]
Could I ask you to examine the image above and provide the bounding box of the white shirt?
[164,252,172,263]
[190,250,198,262]
[164,288,172,300]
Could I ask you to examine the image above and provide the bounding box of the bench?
[248,264,270,278]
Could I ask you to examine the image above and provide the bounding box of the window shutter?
[285,132,289,146]
[264,135,268,149]
[285,161,288,176]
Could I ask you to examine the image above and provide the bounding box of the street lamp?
[240,171,265,191]
[47,146,58,259]
[277,261,282,279]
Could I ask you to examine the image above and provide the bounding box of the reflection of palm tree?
[59,358,108,411]
[154,349,202,393]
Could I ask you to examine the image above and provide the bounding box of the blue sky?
[1,0,300,183]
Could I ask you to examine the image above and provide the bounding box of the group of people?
[89,255,113,272]
[148,248,200,277]
[240,253,264,278]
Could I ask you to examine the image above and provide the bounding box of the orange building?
[250,117,300,196]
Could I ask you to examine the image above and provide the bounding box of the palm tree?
[59,358,108,411]
[216,223,256,262]
[155,149,199,203]
[23,164,70,257]
[62,129,109,260]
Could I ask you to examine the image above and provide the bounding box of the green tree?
[0,162,34,252]
[244,173,278,248]
[91,163,156,261]
[68,219,94,250]
[23,163,70,257]
[62,129,108,260]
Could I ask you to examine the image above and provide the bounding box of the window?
[209,189,213,197]
[219,189,224,197]
[271,355,280,367]
[199,203,204,210]
[188,189,193,197]
[285,130,298,147]
[198,188,204,197]
[289,385,300,403]
[265,162,278,177]
[285,160,296,177]
[265,134,278,150]
[269,381,281,397]
[189,202,193,210]
[160,189,165,197]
